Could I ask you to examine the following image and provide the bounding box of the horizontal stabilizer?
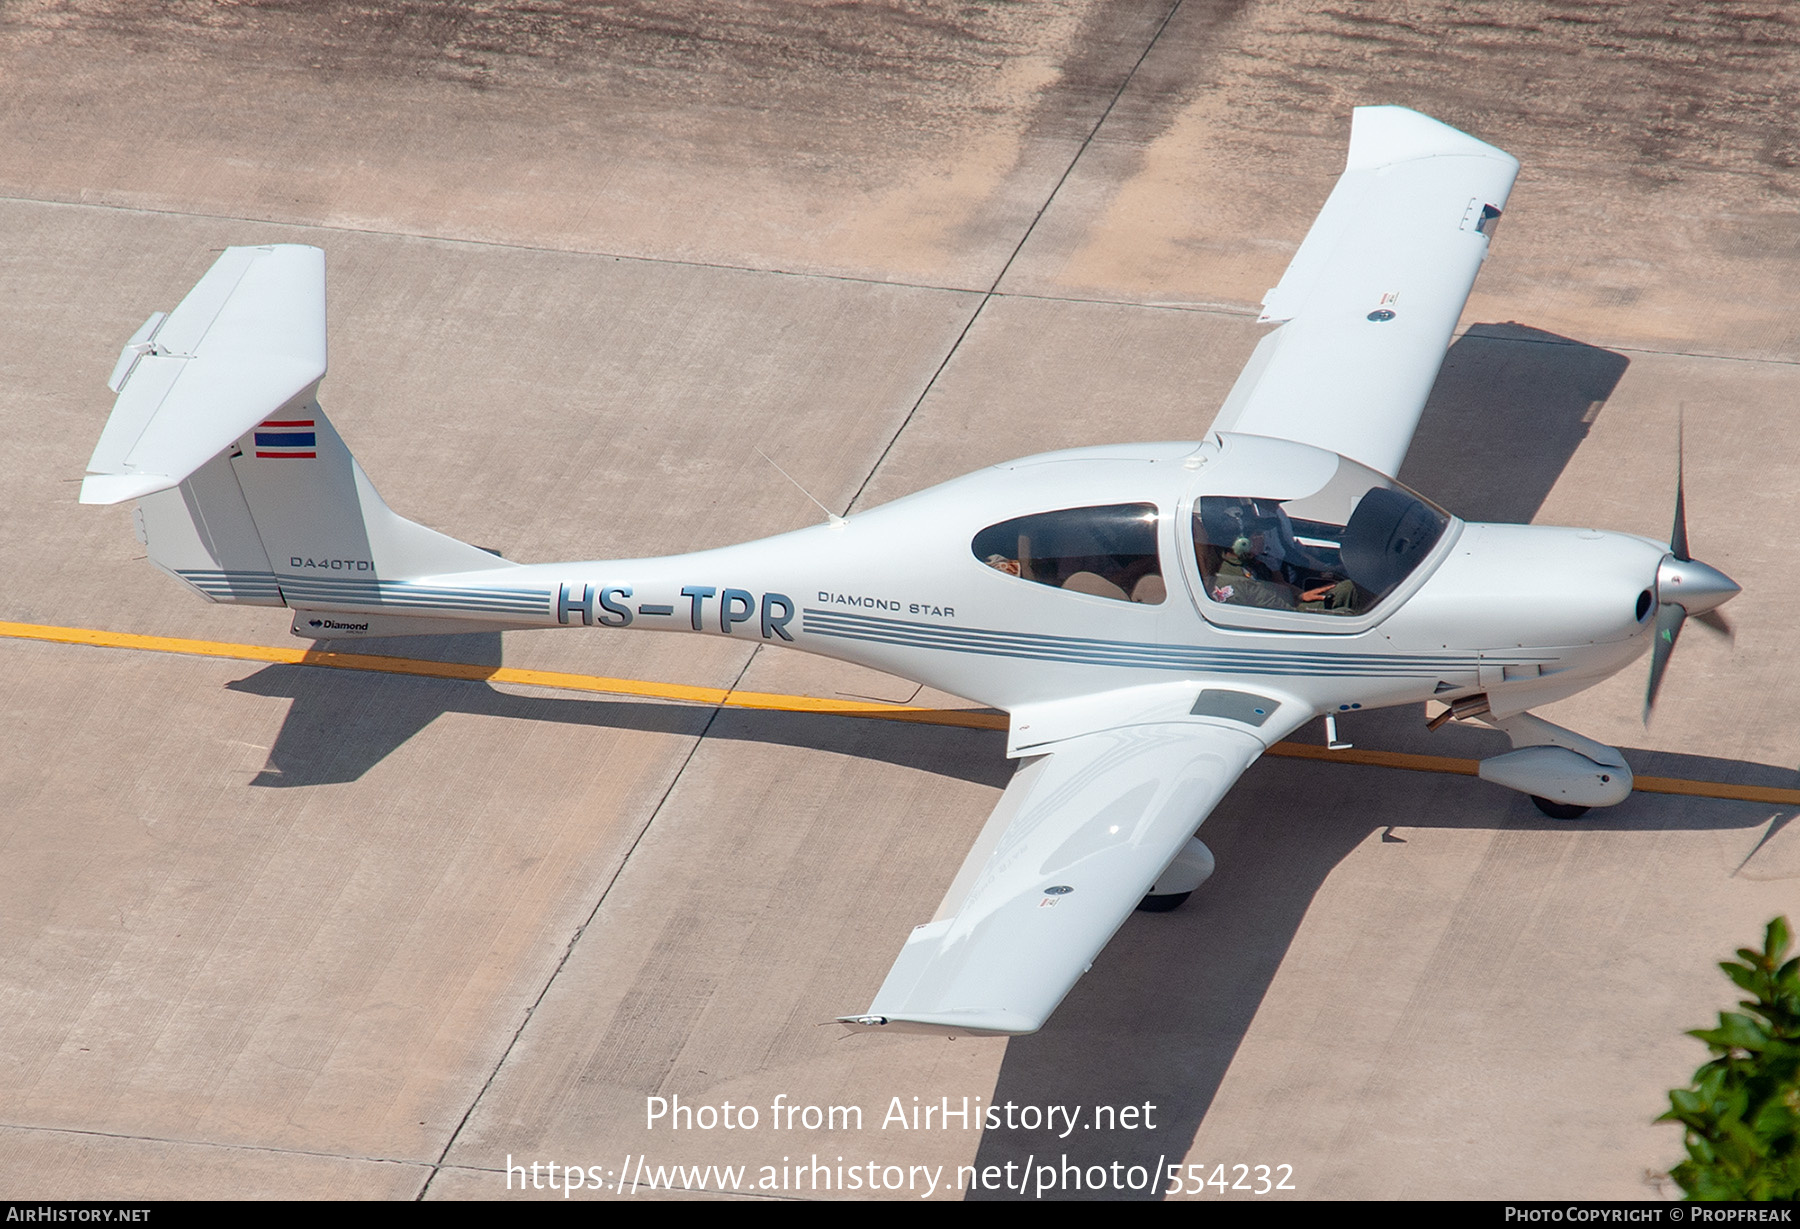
[82,245,327,505]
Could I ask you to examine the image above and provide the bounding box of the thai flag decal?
[254,418,317,459]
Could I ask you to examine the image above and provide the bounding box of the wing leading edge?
[844,693,1312,1036]
[1213,106,1520,478]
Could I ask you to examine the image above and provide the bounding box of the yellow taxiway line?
[0,620,1008,729]
[3,619,1795,806]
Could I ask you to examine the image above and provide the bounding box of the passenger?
[1246,518,1294,580]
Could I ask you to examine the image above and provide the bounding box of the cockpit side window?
[972,503,1164,604]
[1194,482,1447,618]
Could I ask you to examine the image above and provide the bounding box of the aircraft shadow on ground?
[1398,323,1630,525]
[223,636,1017,791]
[221,640,1789,1204]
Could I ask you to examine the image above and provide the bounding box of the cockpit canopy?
[962,443,1450,625]
[1193,452,1448,620]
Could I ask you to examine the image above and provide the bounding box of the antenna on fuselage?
[755,447,846,528]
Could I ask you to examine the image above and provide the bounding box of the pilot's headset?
[1198,499,1252,553]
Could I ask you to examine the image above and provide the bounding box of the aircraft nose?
[1656,555,1740,615]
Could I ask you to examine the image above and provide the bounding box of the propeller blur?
[1644,423,1740,719]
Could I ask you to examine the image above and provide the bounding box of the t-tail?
[81,245,538,639]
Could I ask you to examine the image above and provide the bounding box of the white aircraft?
[81,107,1738,1038]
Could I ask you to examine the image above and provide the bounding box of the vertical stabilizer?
[89,245,530,634]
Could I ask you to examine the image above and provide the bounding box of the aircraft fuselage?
[276,433,1669,731]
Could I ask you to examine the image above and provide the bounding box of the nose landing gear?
[1429,702,1630,819]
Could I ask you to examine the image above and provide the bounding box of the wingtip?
[836,1009,1040,1038]
[1347,105,1518,171]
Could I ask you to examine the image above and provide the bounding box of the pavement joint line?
[844,0,1190,515]
[415,637,770,1201]
[4,189,1257,319]
[4,618,1793,806]
[0,192,993,299]
[11,193,1800,367]
[0,1119,803,1200]
[0,191,1255,322]
[0,1119,428,1169]
[982,0,1189,299]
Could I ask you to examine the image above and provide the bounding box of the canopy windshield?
[1193,458,1448,618]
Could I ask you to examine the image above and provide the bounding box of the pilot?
[1246,518,1293,580]
[1236,509,1358,615]
[1211,534,1297,609]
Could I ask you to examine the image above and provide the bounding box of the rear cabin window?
[971,503,1164,604]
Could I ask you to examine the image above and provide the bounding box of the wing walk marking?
[0,619,1782,806]
[802,607,1541,677]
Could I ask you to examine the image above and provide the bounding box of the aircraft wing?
[844,691,1311,1036]
[1212,106,1520,478]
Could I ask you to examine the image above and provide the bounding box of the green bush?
[1660,916,1800,1200]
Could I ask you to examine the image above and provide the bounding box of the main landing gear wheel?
[1136,892,1192,913]
[1531,795,1590,820]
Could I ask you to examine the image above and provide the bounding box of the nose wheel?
[1531,795,1590,820]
